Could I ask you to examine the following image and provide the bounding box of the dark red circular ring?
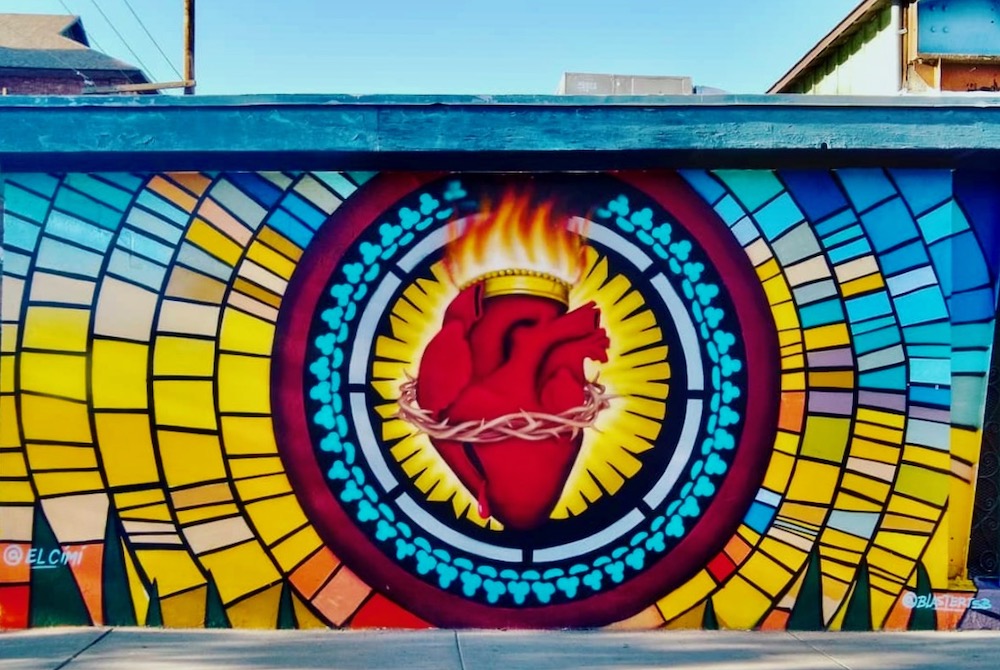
[272,171,780,628]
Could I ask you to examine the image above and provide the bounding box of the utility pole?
[184,0,196,95]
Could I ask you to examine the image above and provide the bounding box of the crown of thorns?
[396,377,612,443]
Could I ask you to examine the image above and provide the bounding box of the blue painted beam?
[2,94,1000,171]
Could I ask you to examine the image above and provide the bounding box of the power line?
[55,0,139,86]
[38,46,94,87]
[86,0,157,79]
[56,0,104,53]
[118,0,183,80]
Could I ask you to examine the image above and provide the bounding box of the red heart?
[415,286,608,530]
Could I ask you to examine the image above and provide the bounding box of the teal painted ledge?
[2,94,1000,171]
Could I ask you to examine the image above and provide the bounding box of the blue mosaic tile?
[894,286,949,326]
[780,170,849,221]
[753,192,804,240]
[859,365,907,390]
[267,209,315,248]
[280,193,327,231]
[63,175,135,212]
[845,292,892,323]
[861,198,919,253]
[714,170,785,212]
[54,187,123,231]
[889,169,952,217]
[680,170,725,204]
[879,241,930,276]
[837,169,896,212]
[228,172,283,208]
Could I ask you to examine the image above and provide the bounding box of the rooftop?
[0,13,147,79]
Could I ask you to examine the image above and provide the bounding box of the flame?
[443,190,589,290]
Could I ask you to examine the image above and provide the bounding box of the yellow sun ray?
[370,245,671,528]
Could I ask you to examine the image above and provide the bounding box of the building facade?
[1,96,1000,631]
[0,14,148,96]
[770,0,1000,95]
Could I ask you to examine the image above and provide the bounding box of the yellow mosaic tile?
[245,494,310,546]
[0,452,28,478]
[763,450,796,491]
[758,536,808,569]
[21,306,90,352]
[154,381,218,429]
[246,240,297,279]
[849,438,900,464]
[229,456,285,480]
[175,503,242,526]
[271,526,324,571]
[841,273,885,297]
[856,408,905,430]
[800,416,850,463]
[762,275,792,304]
[199,540,281,604]
[755,258,781,281]
[221,416,280,456]
[186,219,243,266]
[153,336,217,377]
[739,552,792,597]
[901,444,950,471]
[96,413,159,487]
[771,302,800,331]
[234,474,292,503]
[33,470,104,496]
[136,548,208,598]
[894,465,947,507]
[711,575,772,629]
[886,494,940,521]
[226,584,283,629]
[158,431,228,488]
[25,444,98,471]
[20,396,92,443]
[91,340,149,409]
[854,422,903,445]
[654,569,716,622]
[819,527,868,553]
[218,355,271,414]
[220,309,275,355]
[785,460,839,504]
[803,323,850,350]
[839,472,890,502]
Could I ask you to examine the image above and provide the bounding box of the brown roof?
[0,13,147,79]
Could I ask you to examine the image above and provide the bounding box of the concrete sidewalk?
[2,628,999,670]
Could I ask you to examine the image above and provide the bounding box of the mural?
[0,168,998,630]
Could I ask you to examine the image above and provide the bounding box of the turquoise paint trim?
[3,96,1000,172]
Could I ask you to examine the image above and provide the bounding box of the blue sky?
[3,0,861,94]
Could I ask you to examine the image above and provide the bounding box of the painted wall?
[919,0,1000,57]
[1,168,998,631]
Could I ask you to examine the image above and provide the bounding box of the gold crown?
[460,269,570,305]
